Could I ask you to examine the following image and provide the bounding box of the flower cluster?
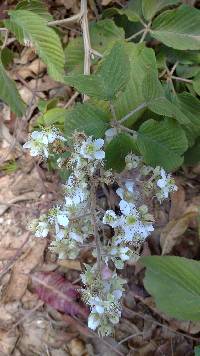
[23,127,66,158]
[81,264,125,336]
[102,179,154,269]
[28,133,105,261]
[24,127,178,337]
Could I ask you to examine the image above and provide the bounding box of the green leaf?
[142,256,200,321]
[137,118,188,171]
[1,48,14,68]
[0,57,25,116]
[65,19,124,74]
[42,108,67,126]
[151,5,200,50]
[184,138,200,166]
[103,0,143,22]
[176,92,200,145]
[6,10,64,81]
[64,42,130,100]
[142,70,190,126]
[142,0,179,21]
[105,133,138,172]
[176,65,200,79]
[193,72,200,96]
[38,98,59,114]
[16,0,53,20]
[195,346,200,356]
[64,102,110,139]
[113,43,158,126]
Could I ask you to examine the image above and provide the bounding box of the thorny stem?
[81,0,91,76]
[90,178,102,275]
[80,0,91,102]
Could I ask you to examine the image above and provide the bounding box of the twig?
[119,102,146,124]
[64,91,79,109]
[81,0,91,77]
[90,48,103,58]
[48,12,83,27]
[1,28,8,50]
[90,178,102,274]
[118,332,144,345]
[0,232,31,280]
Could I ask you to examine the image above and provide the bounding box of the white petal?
[125,180,134,193]
[23,142,31,149]
[94,138,104,149]
[95,305,104,314]
[69,231,82,242]
[94,150,105,160]
[119,200,131,215]
[88,314,100,330]
[31,131,42,139]
[57,214,69,227]
[157,178,166,189]
[113,289,122,299]
[116,187,124,200]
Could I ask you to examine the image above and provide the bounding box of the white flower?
[23,128,66,158]
[69,231,83,243]
[48,207,69,240]
[79,137,105,161]
[103,210,121,228]
[116,180,137,203]
[156,168,177,201]
[88,314,101,330]
[35,221,49,238]
[105,128,117,143]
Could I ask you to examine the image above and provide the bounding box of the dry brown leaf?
[3,239,46,302]
[101,0,113,5]
[67,338,87,356]
[57,260,81,271]
[169,186,186,220]
[160,205,199,255]
[0,329,19,355]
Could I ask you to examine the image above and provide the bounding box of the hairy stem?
[90,178,102,274]
[48,12,82,26]
[119,102,146,124]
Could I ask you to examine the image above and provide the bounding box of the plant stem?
[171,76,192,84]
[126,29,145,42]
[80,0,91,102]
[81,0,91,76]
[119,102,146,124]
[48,12,82,26]
[90,178,102,274]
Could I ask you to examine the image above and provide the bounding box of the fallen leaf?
[32,271,89,319]
[160,205,199,255]
[3,239,46,302]
[57,259,81,271]
[0,329,19,355]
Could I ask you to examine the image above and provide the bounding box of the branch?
[90,178,102,275]
[48,12,82,27]
[81,0,91,76]
[119,102,146,124]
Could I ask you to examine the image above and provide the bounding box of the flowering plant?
[24,128,177,336]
